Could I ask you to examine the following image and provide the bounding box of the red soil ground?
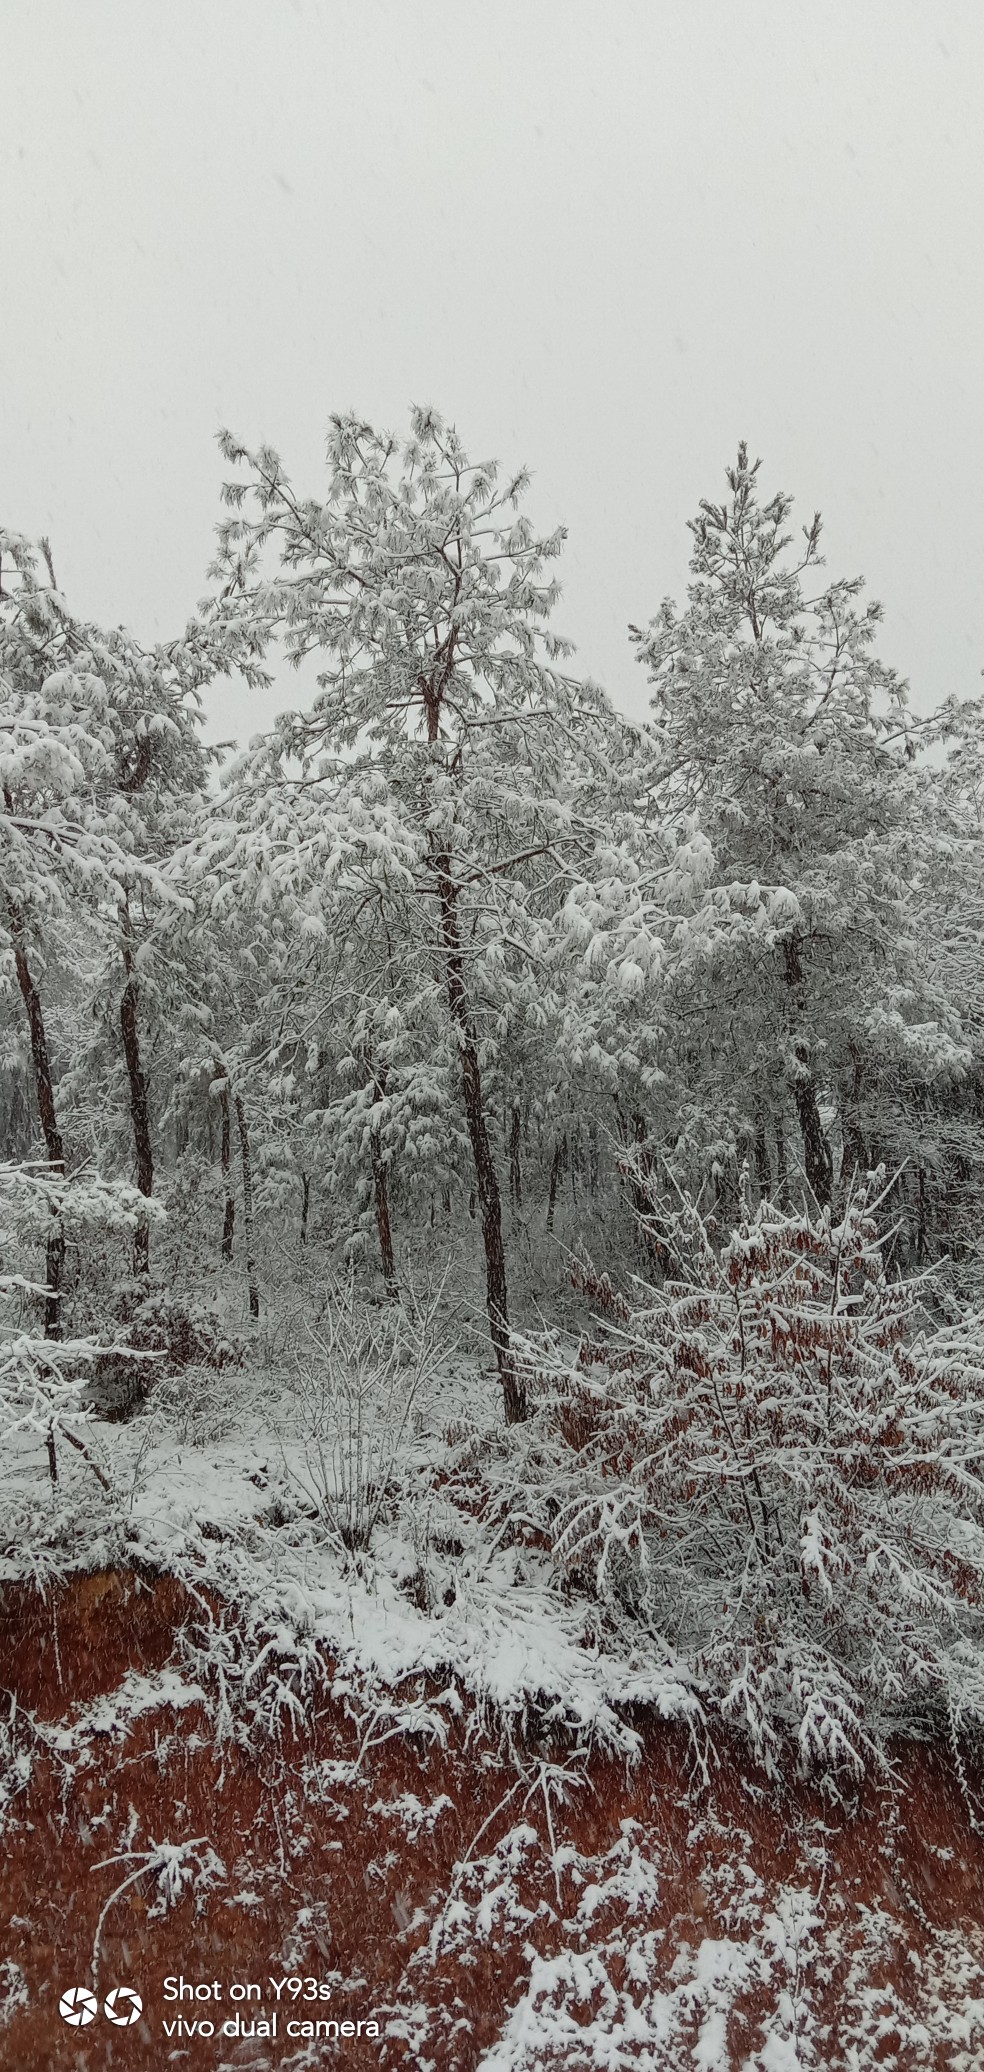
[1,1570,983,2070]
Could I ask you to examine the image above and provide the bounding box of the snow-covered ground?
[3,1347,984,2069]
[3,1346,698,1755]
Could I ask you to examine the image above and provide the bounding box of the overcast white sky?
[2,1,982,741]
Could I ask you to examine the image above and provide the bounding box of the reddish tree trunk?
[365,1059,397,1289]
[546,1136,566,1234]
[234,1092,260,1319]
[775,1115,789,1205]
[838,1046,869,1194]
[219,1081,235,1262]
[783,938,834,1210]
[119,913,154,1278]
[508,1104,523,1210]
[371,1139,396,1288]
[8,897,64,1337]
[434,858,523,1422]
[793,1063,834,1209]
[753,1115,771,1201]
[588,1118,600,1198]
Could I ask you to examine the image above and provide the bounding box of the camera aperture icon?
[104,1986,143,2026]
[59,1986,98,2027]
[59,1984,143,2028]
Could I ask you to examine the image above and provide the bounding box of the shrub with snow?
[0,1161,154,1544]
[283,1273,450,1553]
[89,1283,246,1419]
[527,1182,984,1774]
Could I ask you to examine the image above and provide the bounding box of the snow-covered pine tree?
[200,407,627,1420]
[630,447,966,1225]
[0,535,124,1330]
[0,529,213,1300]
[900,691,984,1289]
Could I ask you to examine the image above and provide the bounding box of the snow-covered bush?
[0,1161,137,1467]
[282,1276,450,1552]
[89,1282,247,1419]
[0,1302,101,1457]
[527,1183,984,1775]
[0,1280,120,1576]
[2,1160,166,1311]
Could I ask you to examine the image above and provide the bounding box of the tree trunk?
[838,1047,868,1193]
[219,1083,236,1261]
[370,1138,396,1288]
[753,1115,771,1201]
[508,1104,523,1210]
[7,894,64,1336]
[782,938,834,1210]
[588,1118,600,1198]
[793,1061,834,1209]
[614,1103,657,1265]
[546,1136,566,1234]
[713,1150,740,1232]
[234,1092,260,1319]
[775,1114,789,1205]
[365,1058,397,1289]
[119,908,153,1278]
[434,857,523,1421]
[839,1114,869,1192]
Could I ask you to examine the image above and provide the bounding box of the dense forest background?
[5,410,984,1776]
[6,407,984,2065]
